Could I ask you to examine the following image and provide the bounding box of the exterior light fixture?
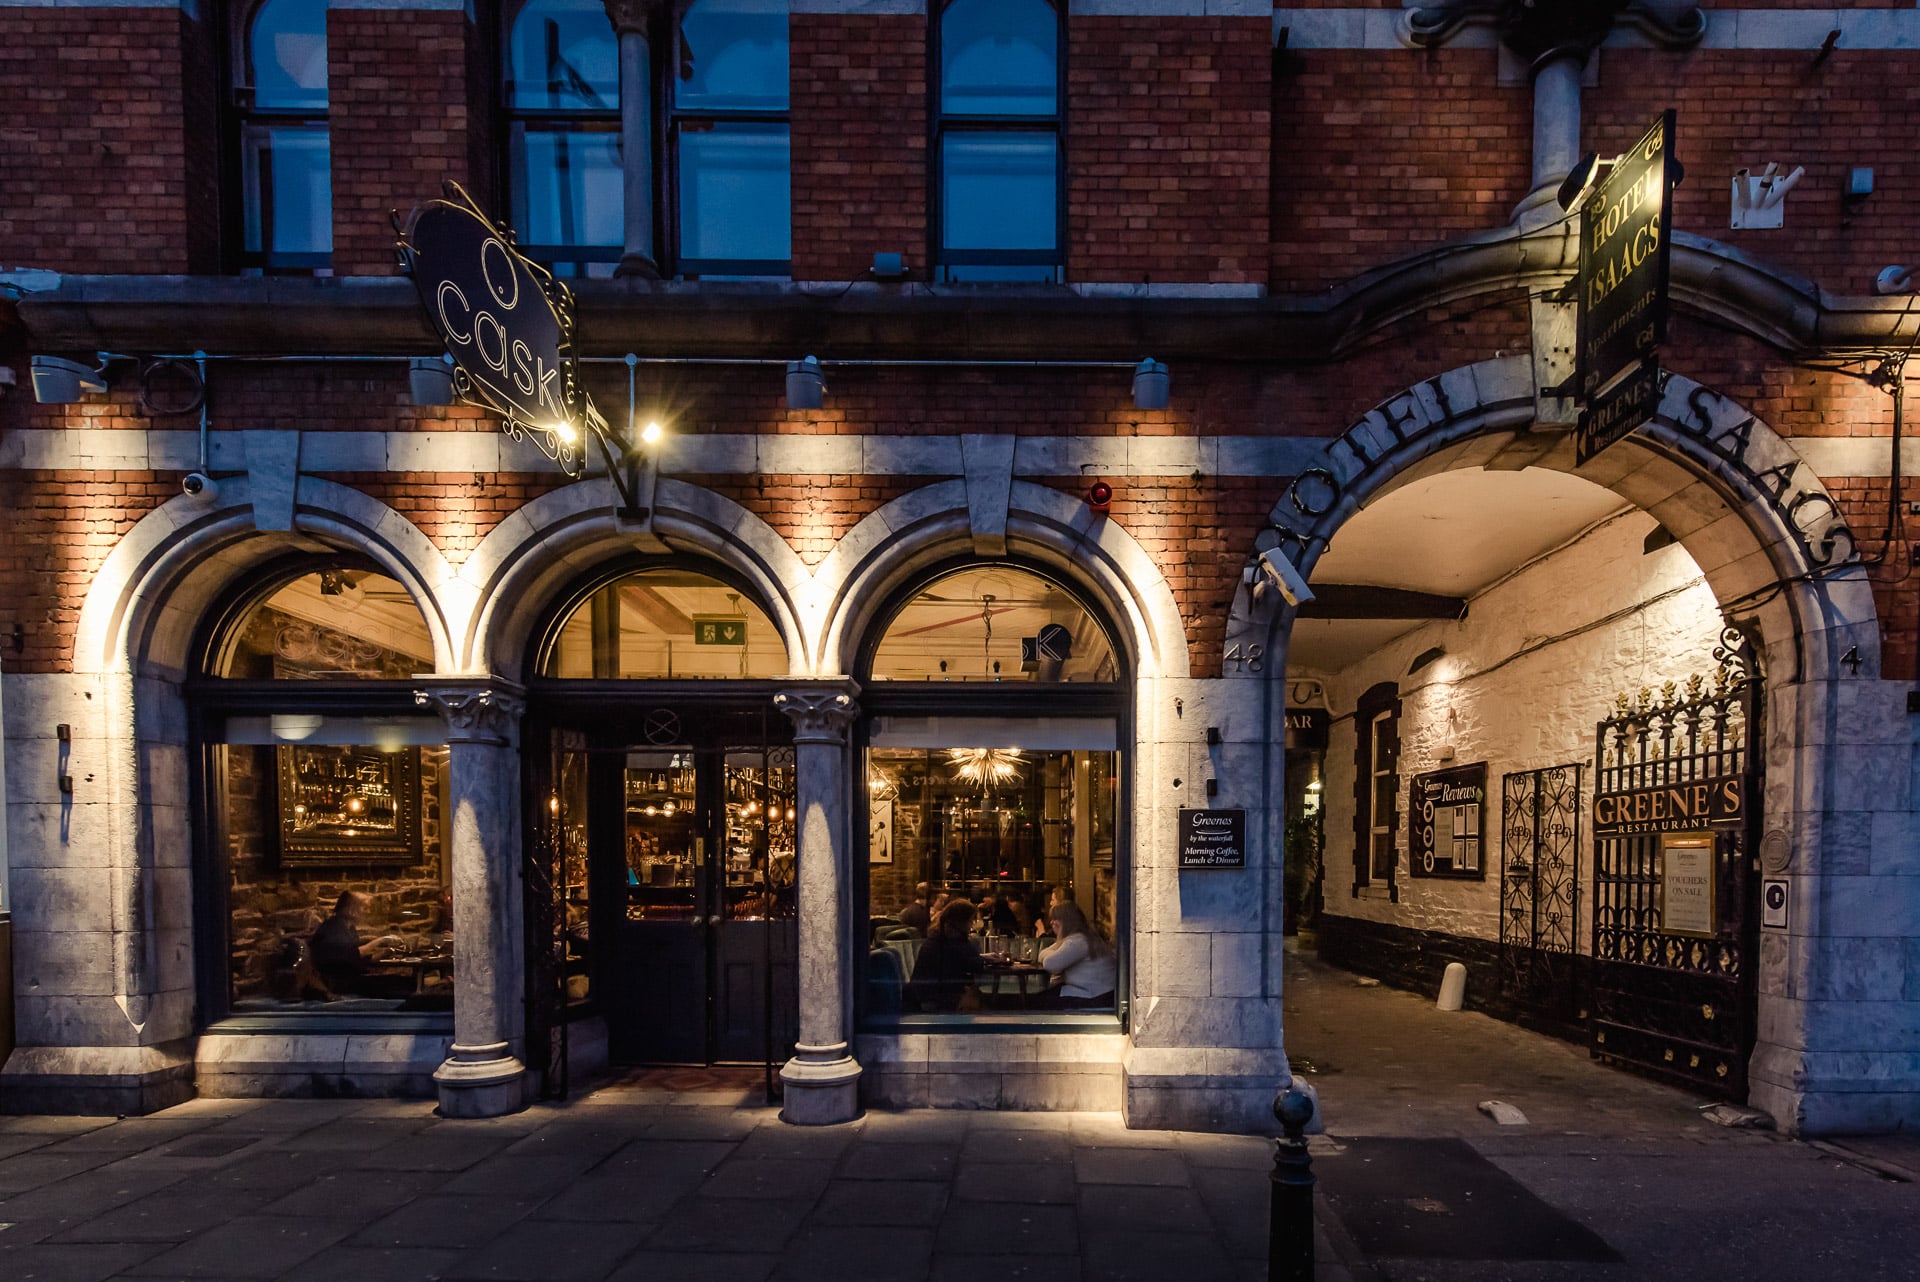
[1875,265,1914,296]
[1408,645,1447,677]
[1845,167,1875,204]
[1132,358,1169,410]
[786,355,825,410]
[30,355,107,404]
[1556,152,1601,213]
[408,355,456,407]
[640,420,664,448]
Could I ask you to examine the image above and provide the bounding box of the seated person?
[907,901,985,1013]
[309,891,407,998]
[897,882,932,935]
[1037,902,1117,1010]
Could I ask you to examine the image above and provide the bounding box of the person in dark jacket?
[309,891,405,997]
[908,901,985,1012]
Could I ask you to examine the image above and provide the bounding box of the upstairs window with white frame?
[233,0,331,273]
[933,0,1063,282]
[504,0,624,277]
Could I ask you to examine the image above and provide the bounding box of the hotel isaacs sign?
[1576,110,1678,467]
[1593,775,1744,837]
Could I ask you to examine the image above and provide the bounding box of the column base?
[433,1042,528,1119]
[779,1043,863,1126]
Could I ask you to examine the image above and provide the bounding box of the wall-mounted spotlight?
[1845,167,1875,208]
[31,355,108,404]
[1556,151,1601,213]
[1875,265,1913,296]
[639,420,664,448]
[1133,358,1169,410]
[786,355,825,410]
[408,355,456,407]
[1408,645,1447,677]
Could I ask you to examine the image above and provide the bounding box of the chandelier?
[947,747,1025,788]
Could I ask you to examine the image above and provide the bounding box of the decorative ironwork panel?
[1499,764,1582,1024]
[1589,627,1758,1100]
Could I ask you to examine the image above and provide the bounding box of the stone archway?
[1232,356,1906,1135]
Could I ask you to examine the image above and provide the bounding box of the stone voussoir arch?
[75,474,459,680]
[458,474,814,679]
[811,478,1192,681]
[1225,356,1878,688]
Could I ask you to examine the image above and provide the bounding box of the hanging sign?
[1660,833,1718,937]
[692,615,748,647]
[1576,109,1678,467]
[1178,808,1245,869]
[1408,762,1486,879]
[397,182,603,478]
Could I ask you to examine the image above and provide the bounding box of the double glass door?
[544,720,798,1068]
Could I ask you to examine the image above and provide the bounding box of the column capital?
[602,0,667,35]
[774,681,861,745]
[414,679,528,745]
[1404,1,1703,66]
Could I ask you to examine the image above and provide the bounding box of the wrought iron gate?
[1499,763,1583,1028]
[1589,631,1758,1100]
[526,728,588,1099]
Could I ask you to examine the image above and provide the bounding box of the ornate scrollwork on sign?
[1404,1,1704,65]
[396,182,602,479]
[415,685,528,744]
[774,687,861,745]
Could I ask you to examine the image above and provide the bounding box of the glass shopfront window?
[540,568,787,678]
[861,565,1125,1028]
[198,566,452,1021]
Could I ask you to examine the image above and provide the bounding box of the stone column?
[773,681,863,1125]
[415,680,529,1118]
[604,0,661,279]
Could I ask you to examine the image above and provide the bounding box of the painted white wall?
[1310,506,1728,948]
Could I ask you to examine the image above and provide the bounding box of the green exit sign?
[693,615,748,646]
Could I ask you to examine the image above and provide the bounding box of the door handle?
[689,915,705,927]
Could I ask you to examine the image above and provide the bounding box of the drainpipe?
[1514,51,1586,228]
[604,0,661,279]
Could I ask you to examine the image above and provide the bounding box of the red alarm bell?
[1087,480,1113,513]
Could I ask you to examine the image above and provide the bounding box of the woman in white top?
[1037,901,1117,1009]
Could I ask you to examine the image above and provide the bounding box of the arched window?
[670,0,791,276]
[539,567,787,678]
[197,563,453,1023]
[504,0,624,276]
[933,0,1062,282]
[232,0,332,272]
[860,565,1123,1028]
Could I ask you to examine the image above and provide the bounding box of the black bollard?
[1269,1085,1315,1282]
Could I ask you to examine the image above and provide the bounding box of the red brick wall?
[318,473,569,563]
[0,9,209,274]
[0,472,179,673]
[1587,50,1920,295]
[788,13,928,282]
[1270,48,1532,292]
[1067,17,1270,286]
[328,9,485,277]
[682,473,925,566]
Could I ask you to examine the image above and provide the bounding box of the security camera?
[1256,547,1315,608]
[182,472,216,500]
[1876,265,1914,296]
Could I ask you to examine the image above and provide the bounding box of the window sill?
[862,1013,1122,1035]
[205,1010,454,1037]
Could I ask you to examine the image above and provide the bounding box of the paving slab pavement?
[0,952,1915,1280]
